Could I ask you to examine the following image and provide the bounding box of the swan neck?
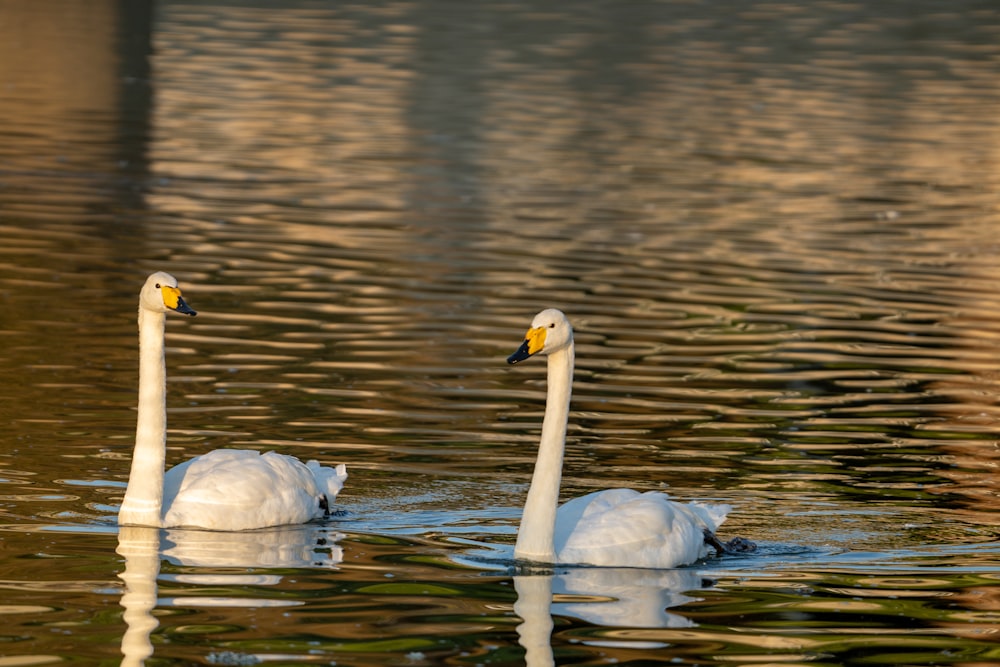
[119,307,167,527]
[515,342,574,563]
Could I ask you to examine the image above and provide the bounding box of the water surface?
[2,1,1000,665]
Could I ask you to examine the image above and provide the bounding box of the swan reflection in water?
[117,524,344,666]
[514,566,708,666]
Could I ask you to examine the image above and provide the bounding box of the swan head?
[140,271,197,317]
[508,308,573,364]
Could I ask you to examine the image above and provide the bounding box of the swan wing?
[162,450,330,530]
[554,489,731,568]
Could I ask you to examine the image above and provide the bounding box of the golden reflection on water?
[0,0,998,512]
[3,0,1000,665]
[0,0,998,529]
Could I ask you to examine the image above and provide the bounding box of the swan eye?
[154,283,161,289]
[549,323,555,328]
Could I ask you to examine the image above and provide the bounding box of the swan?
[507,308,754,568]
[118,271,347,531]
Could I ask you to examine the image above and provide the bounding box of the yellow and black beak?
[161,285,197,317]
[507,326,546,365]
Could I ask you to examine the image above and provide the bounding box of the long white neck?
[515,341,574,563]
[119,307,167,527]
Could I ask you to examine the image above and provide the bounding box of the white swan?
[118,271,347,531]
[508,308,752,568]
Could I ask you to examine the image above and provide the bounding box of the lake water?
[2,0,1000,664]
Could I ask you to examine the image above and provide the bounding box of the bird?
[507,308,754,568]
[117,271,347,531]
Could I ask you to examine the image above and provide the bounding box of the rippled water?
[3,0,1000,664]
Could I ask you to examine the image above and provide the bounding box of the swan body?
[507,308,729,568]
[118,271,346,531]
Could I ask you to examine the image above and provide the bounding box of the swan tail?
[689,501,731,532]
[307,461,348,505]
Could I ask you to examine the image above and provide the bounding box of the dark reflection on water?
[2,0,1000,664]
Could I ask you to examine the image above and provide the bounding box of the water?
[2,0,1000,664]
